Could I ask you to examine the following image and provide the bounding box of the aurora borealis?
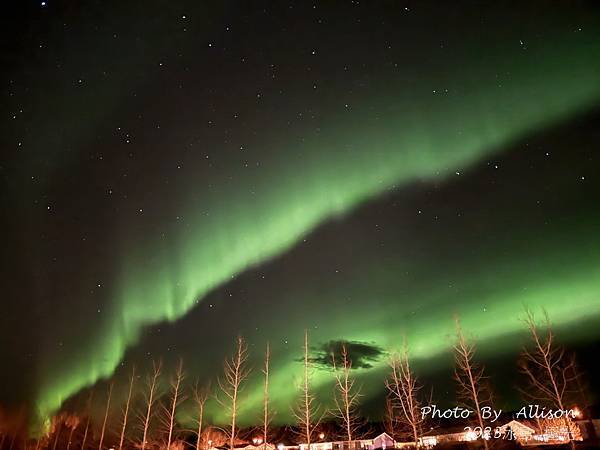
[3,0,600,434]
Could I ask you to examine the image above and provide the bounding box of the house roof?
[499,419,536,433]
[371,432,394,441]
[422,425,470,437]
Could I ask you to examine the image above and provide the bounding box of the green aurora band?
[34,29,600,425]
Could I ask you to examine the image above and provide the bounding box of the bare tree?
[118,366,136,450]
[331,344,362,441]
[80,390,95,450]
[572,358,591,418]
[520,309,577,409]
[139,360,162,450]
[98,382,113,450]
[293,330,321,449]
[217,336,251,450]
[571,357,595,439]
[519,309,578,447]
[81,418,91,450]
[262,342,272,449]
[454,319,491,450]
[383,395,397,438]
[385,343,423,447]
[51,414,64,450]
[193,382,210,450]
[161,359,186,449]
[65,414,81,450]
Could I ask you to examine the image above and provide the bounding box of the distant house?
[371,432,396,450]
[298,433,397,450]
[299,439,366,450]
[236,444,277,450]
[419,419,583,447]
[420,426,473,448]
[497,420,536,443]
[529,418,583,444]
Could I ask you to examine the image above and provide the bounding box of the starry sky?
[2,0,600,431]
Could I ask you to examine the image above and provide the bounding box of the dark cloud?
[307,340,386,370]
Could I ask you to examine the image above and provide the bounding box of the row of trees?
[0,308,590,450]
[384,310,587,450]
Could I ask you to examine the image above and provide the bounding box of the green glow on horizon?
[218,223,600,426]
[33,32,600,427]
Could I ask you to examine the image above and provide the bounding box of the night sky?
[2,0,600,431]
